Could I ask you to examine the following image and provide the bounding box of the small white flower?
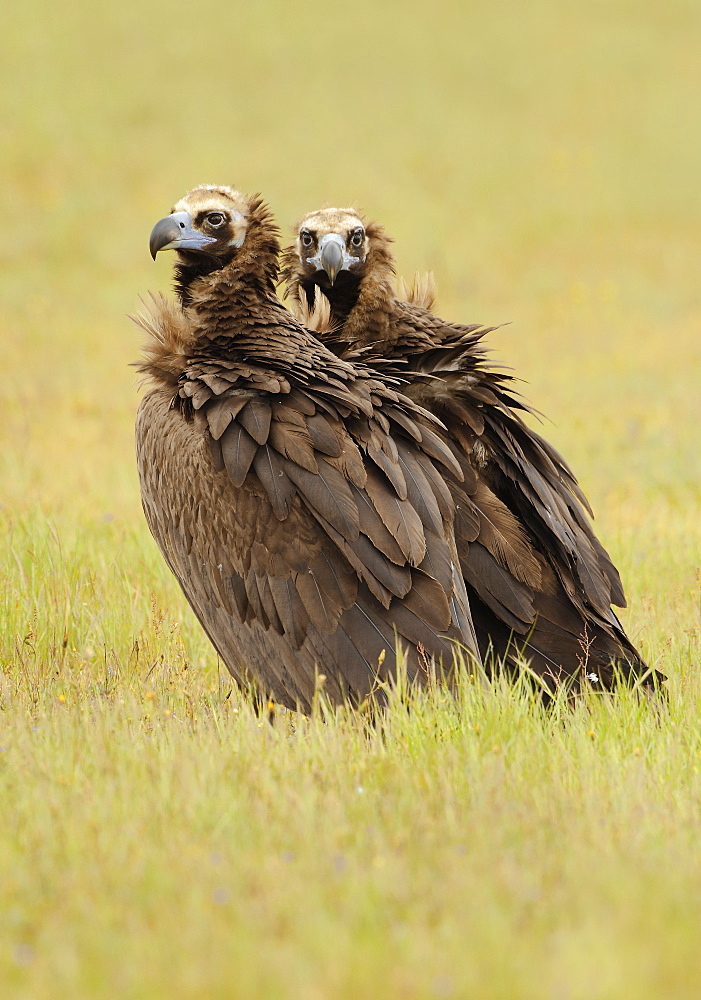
[587,672,599,684]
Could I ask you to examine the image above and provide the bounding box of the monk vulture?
[134,185,482,713]
[281,208,659,692]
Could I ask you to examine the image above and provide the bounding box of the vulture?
[134,185,482,713]
[280,207,659,692]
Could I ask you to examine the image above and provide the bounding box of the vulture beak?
[307,233,358,285]
[149,211,218,259]
[317,234,345,285]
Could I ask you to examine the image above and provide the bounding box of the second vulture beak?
[317,233,346,285]
[149,211,218,259]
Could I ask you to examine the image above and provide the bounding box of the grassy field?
[2,0,701,996]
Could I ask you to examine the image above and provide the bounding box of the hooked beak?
[149,211,218,260]
[318,234,345,285]
[306,232,359,285]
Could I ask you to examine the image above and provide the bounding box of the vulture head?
[149,185,279,304]
[292,208,374,288]
[281,208,395,324]
[149,185,250,261]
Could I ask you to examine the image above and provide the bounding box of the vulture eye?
[300,230,314,248]
[351,229,364,248]
[206,212,226,228]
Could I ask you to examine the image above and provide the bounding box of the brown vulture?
[280,207,659,692]
[134,185,482,713]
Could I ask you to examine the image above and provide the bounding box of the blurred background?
[1,0,699,657]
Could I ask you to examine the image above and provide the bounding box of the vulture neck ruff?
[182,199,283,346]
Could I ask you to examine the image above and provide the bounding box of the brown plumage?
[134,186,481,713]
[280,208,660,692]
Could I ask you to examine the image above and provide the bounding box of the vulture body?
[281,208,658,692]
[135,186,481,713]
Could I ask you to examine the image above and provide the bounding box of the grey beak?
[318,234,346,285]
[149,211,218,259]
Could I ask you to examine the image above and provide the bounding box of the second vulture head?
[292,208,371,288]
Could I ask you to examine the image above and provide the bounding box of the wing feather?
[281,455,360,542]
[268,421,319,473]
[221,422,258,487]
[238,398,272,445]
[252,445,297,520]
[206,395,250,440]
[363,466,426,566]
[305,412,344,456]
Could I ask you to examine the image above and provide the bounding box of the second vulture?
[281,207,659,692]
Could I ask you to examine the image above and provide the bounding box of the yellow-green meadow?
[1,1,700,997]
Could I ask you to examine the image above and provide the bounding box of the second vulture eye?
[207,212,226,228]
[351,229,364,248]
[301,230,313,248]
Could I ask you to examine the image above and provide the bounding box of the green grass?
[1,0,701,996]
